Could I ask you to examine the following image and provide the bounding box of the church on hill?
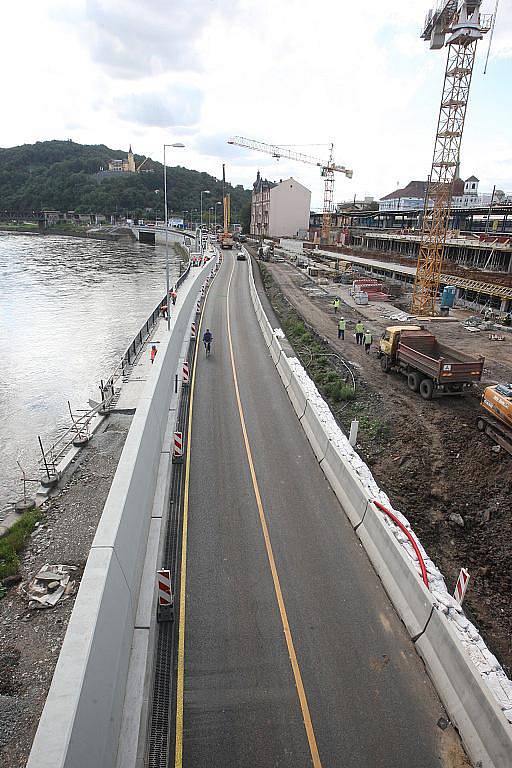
[108,146,136,173]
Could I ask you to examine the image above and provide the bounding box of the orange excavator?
[478,383,512,455]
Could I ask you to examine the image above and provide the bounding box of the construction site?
[237,0,512,679]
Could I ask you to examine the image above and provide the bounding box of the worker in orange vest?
[150,345,157,364]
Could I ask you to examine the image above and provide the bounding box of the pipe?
[373,500,429,589]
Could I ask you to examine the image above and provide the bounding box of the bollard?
[191,322,196,339]
[182,361,190,386]
[156,569,174,623]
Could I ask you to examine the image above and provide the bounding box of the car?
[237,250,246,261]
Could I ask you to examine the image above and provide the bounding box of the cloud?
[116,85,202,127]
[78,0,236,79]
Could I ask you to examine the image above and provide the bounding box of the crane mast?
[227,136,352,244]
[411,1,492,315]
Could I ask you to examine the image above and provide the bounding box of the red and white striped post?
[191,322,196,339]
[182,360,190,386]
[453,568,470,605]
[172,431,183,464]
[156,569,173,622]
[196,301,201,314]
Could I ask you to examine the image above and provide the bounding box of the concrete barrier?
[319,441,370,528]
[300,402,330,462]
[416,609,512,768]
[356,502,434,639]
[287,371,308,419]
[27,258,216,768]
[269,335,283,365]
[276,351,294,389]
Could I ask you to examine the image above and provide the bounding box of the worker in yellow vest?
[355,320,364,345]
[364,329,373,354]
[333,297,340,314]
[337,317,346,340]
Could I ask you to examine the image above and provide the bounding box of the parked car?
[237,250,246,261]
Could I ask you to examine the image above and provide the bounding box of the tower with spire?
[127,145,136,173]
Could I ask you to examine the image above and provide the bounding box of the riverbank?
[0,223,135,241]
[0,414,132,768]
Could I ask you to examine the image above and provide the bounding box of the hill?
[0,140,251,222]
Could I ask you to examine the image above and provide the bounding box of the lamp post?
[215,201,222,232]
[209,206,213,229]
[164,142,185,331]
[200,190,210,253]
[182,210,188,230]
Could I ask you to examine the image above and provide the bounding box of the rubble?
[19,565,77,609]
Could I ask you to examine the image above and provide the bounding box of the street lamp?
[200,190,210,253]
[209,206,213,229]
[164,142,185,331]
[182,210,188,230]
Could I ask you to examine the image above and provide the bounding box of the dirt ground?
[260,256,512,678]
[0,415,131,768]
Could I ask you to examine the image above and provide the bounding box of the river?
[0,233,182,512]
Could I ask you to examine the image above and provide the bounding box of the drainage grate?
[146,339,194,768]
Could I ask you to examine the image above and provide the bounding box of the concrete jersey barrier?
[27,258,216,768]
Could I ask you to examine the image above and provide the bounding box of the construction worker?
[333,297,340,314]
[337,317,346,340]
[355,320,364,345]
[363,329,373,355]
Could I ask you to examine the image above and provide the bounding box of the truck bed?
[398,330,484,383]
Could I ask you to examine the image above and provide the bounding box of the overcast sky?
[1,0,510,208]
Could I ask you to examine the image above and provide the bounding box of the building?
[107,146,136,173]
[250,172,311,238]
[379,176,492,212]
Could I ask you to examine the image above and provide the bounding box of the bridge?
[25,247,512,768]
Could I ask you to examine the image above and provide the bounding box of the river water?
[0,233,181,512]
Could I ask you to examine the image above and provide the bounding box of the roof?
[253,170,276,194]
[466,175,479,182]
[380,180,427,201]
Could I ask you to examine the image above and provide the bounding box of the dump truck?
[378,326,485,400]
[477,383,512,455]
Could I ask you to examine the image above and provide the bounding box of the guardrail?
[37,260,192,479]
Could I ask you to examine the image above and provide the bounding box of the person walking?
[355,320,364,345]
[333,297,340,314]
[363,329,373,355]
[337,317,346,340]
[150,345,158,364]
[171,288,177,306]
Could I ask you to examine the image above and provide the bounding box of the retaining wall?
[26,258,216,768]
[247,257,512,768]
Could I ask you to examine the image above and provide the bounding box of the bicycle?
[203,331,213,357]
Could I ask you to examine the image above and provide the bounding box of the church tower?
[127,145,136,173]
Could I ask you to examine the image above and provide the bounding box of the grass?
[0,508,40,582]
[258,261,390,443]
[0,221,39,232]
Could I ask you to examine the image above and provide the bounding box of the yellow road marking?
[226,259,323,768]
[174,263,217,768]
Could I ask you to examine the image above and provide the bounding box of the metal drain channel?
[146,337,194,768]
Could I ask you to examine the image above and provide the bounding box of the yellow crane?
[411,1,492,315]
[219,163,234,249]
[227,136,352,244]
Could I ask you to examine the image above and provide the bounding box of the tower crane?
[227,136,353,244]
[411,1,492,315]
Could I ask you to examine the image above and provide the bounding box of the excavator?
[478,383,512,455]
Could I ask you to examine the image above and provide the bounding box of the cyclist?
[203,328,213,356]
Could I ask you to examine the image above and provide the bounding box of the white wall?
[268,178,311,238]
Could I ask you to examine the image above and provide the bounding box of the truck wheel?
[420,378,434,400]
[477,418,486,432]
[407,372,420,392]
[380,356,390,373]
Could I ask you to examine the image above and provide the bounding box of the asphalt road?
[176,251,466,768]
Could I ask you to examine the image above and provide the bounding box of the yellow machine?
[478,383,512,455]
[219,163,234,250]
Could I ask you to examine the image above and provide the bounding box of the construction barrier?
[182,361,190,386]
